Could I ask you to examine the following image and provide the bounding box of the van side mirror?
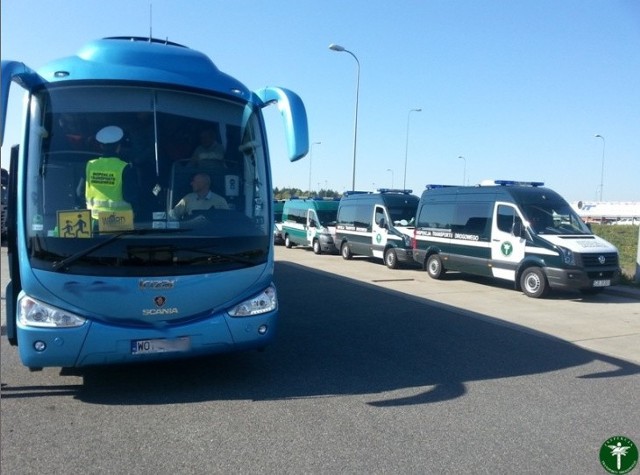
[512,220,523,237]
[378,217,387,229]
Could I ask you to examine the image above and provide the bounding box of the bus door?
[371,205,388,258]
[490,203,526,281]
[306,209,317,246]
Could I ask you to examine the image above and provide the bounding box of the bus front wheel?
[426,254,445,279]
[520,267,548,298]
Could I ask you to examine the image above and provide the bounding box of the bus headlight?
[18,296,87,328]
[558,246,576,266]
[228,285,278,317]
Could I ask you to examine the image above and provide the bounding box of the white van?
[412,180,621,298]
[335,189,418,269]
[281,198,339,254]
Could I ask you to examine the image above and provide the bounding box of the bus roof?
[36,36,251,99]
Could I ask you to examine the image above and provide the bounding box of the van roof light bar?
[487,180,545,187]
[377,188,413,194]
[424,184,456,190]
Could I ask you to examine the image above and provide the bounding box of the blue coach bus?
[1,36,308,370]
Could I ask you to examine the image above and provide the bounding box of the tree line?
[273,187,342,200]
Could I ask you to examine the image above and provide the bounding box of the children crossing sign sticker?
[57,210,92,238]
[600,436,638,474]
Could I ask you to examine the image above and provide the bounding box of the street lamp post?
[457,155,466,185]
[386,168,394,188]
[308,141,321,194]
[594,134,605,201]
[329,43,360,191]
[403,108,422,190]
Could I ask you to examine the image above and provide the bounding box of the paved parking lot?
[275,245,640,364]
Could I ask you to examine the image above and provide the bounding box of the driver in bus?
[81,125,137,220]
[169,172,229,220]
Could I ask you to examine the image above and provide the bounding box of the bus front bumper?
[16,311,277,369]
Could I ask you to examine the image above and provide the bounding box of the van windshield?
[316,209,338,226]
[521,201,591,235]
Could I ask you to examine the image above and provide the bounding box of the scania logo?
[598,255,606,265]
[154,296,166,307]
[138,279,175,290]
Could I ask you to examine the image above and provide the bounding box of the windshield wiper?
[51,228,188,272]
[179,246,265,266]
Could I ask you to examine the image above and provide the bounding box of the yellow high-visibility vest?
[85,157,132,218]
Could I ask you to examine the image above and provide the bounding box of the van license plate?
[593,280,610,287]
[131,337,190,355]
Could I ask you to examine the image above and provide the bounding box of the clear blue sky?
[2,0,639,202]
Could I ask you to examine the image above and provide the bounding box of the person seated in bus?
[189,128,226,165]
[169,172,228,220]
[80,125,136,220]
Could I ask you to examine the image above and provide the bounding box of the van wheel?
[384,248,398,269]
[285,235,293,248]
[426,254,445,279]
[520,267,548,298]
[313,240,322,255]
[341,242,353,260]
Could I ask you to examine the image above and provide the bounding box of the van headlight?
[19,296,87,328]
[558,246,576,266]
[229,285,277,317]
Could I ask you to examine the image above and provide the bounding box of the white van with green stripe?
[282,198,339,254]
[412,180,621,298]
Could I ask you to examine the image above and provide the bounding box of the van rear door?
[490,203,526,281]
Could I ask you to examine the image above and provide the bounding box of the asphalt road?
[1,245,639,474]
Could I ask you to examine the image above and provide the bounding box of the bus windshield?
[25,85,271,275]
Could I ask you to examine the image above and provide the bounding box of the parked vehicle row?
[275,181,622,299]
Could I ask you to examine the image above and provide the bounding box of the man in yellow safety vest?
[84,125,135,221]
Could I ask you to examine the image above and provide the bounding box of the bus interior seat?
[41,159,86,230]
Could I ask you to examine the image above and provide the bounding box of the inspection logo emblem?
[500,241,513,257]
[600,436,638,474]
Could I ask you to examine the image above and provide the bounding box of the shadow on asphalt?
[3,261,639,405]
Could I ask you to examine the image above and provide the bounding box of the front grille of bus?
[580,252,619,268]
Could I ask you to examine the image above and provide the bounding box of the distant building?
[571,201,640,224]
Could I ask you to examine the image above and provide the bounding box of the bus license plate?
[593,279,610,287]
[131,337,190,355]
